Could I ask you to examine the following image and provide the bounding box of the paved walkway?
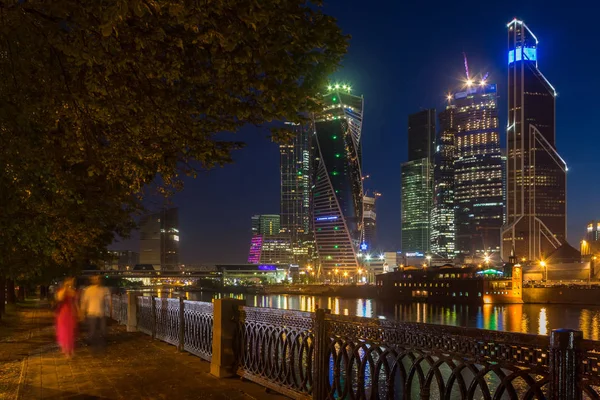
[0,301,285,400]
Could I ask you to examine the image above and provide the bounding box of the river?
[151,288,600,340]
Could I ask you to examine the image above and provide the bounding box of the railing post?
[126,292,138,332]
[210,298,245,378]
[151,296,157,340]
[549,329,583,400]
[178,297,185,352]
[313,308,330,400]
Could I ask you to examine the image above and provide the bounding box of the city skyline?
[110,6,600,264]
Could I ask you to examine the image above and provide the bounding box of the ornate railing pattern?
[183,300,214,361]
[110,294,127,325]
[580,340,600,399]
[154,298,180,346]
[236,306,315,399]
[136,296,153,335]
[323,315,551,399]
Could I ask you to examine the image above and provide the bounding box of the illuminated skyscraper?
[139,207,179,270]
[313,84,364,273]
[251,214,280,236]
[502,19,567,261]
[431,106,456,257]
[280,123,312,241]
[453,82,503,256]
[401,110,435,254]
[362,194,377,251]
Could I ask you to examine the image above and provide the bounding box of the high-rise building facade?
[251,214,281,236]
[502,19,567,261]
[363,195,377,251]
[313,84,364,273]
[586,221,600,243]
[139,207,179,270]
[280,122,312,240]
[401,110,435,254]
[453,83,503,256]
[431,106,456,257]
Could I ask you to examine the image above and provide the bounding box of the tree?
[0,0,348,278]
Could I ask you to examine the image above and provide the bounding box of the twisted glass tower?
[501,19,567,262]
[313,85,364,274]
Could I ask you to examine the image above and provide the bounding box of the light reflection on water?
[164,290,600,340]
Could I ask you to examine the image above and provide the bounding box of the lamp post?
[484,254,490,269]
[343,271,349,284]
[590,256,596,288]
[334,268,339,284]
[540,260,547,283]
[426,255,432,268]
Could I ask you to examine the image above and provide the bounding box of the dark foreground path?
[0,301,285,400]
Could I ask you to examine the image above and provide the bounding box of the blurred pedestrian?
[81,276,111,350]
[55,277,78,358]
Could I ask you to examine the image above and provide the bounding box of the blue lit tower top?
[313,84,364,274]
[507,19,539,67]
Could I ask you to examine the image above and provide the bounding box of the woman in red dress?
[55,277,78,358]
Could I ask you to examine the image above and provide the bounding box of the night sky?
[112,1,600,264]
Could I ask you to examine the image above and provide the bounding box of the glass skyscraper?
[502,19,566,262]
[431,106,456,257]
[139,207,179,270]
[280,122,312,241]
[401,109,435,254]
[453,83,504,256]
[313,85,364,273]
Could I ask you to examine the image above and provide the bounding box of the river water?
[153,288,600,340]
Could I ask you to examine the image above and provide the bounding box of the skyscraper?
[401,109,435,254]
[453,82,504,256]
[313,84,364,273]
[251,214,281,236]
[362,194,377,251]
[502,19,567,262]
[280,122,312,241]
[431,106,456,257]
[139,207,179,270]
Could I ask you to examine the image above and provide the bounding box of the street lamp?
[484,253,490,268]
[426,255,432,268]
[365,254,372,261]
[540,260,547,283]
[343,271,348,284]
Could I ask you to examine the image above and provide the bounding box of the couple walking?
[54,275,111,358]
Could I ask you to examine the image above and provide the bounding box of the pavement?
[0,301,286,400]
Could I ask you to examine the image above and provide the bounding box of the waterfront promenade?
[0,301,284,400]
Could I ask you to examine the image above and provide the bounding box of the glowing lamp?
[480,80,486,86]
[466,79,473,86]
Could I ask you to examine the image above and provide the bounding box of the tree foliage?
[0,0,348,277]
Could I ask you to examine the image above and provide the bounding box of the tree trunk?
[0,276,5,316]
[17,285,25,302]
[6,279,16,304]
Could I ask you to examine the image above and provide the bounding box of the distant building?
[502,19,567,262]
[401,110,435,254]
[139,208,179,270]
[431,106,456,257]
[258,235,293,265]
[251,214,280,236]
[363,195,377,251]
[312,84,364,273]
[586,221,600,243]
[105,250,139,271]
[453,82,503,256]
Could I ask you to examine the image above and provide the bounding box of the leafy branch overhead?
[0,0,348,274]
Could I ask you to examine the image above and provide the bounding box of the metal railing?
[236,306,315,399]
[106,296,600,399]
[233,307,600,400]
[134,296,214,362]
